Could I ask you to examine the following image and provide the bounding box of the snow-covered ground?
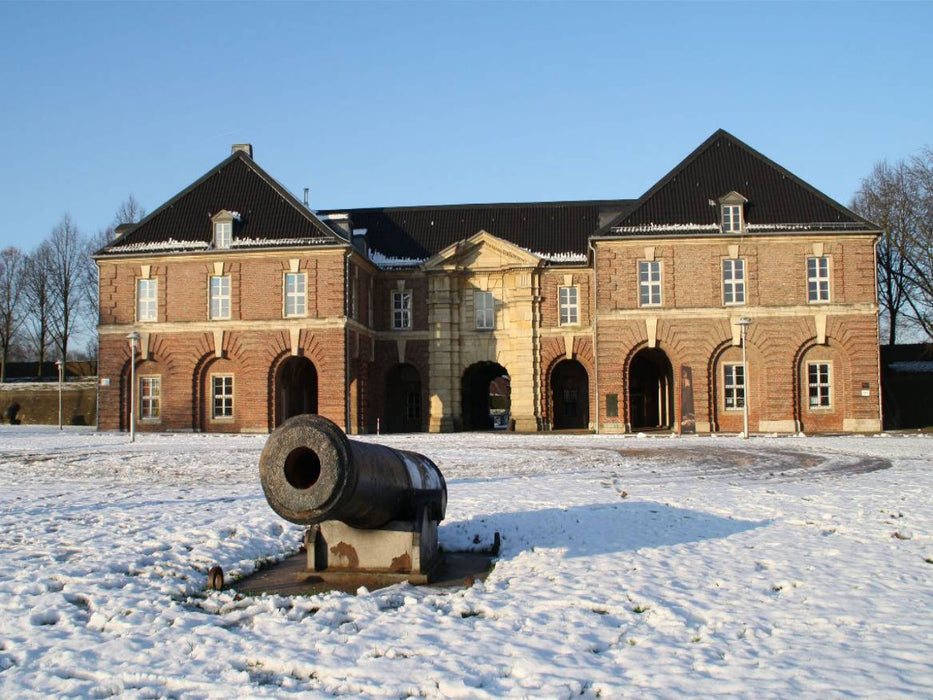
[1,426,931,697]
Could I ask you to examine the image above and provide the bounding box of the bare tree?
[899,147,933,338]
[112,194,146,232]
[0,247,26,382]
[23,242,53,377]
[48,214,87,362]
[81,196,147,357]
[852,160,915,344]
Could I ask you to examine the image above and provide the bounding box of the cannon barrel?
[259,414,447,529]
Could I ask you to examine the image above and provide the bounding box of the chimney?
[231,144,253,158]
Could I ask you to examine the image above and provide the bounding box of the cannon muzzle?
[259,415,447,529]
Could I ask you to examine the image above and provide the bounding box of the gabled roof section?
[97,150,345,257]
[318,200,634,264]
[423,230,543,271]
[600,129,879,237]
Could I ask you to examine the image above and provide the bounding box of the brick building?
[95,130,882,434]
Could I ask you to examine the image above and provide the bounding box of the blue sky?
[1,1,931,251]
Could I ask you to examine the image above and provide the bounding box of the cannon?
[259,415,447,583]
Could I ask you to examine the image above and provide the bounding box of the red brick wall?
[97,249,349,432]
[97,233,879,434]
[539,269,592,328]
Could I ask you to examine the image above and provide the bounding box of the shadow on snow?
[445,501,767,558]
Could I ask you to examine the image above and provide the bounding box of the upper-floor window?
[140,376,161,420]
[721,204,743,233]
[212,375,234,419]
[284,272,306,317]
[210,275,231,319]
[638,260,662,306]
[722,258,746,305]
[807,362,831,408]
[807,256,830,303]
[723,363,745,410]
[214,221,232,249]
[392,290,412,330]
[475,291,495,330]
[137,278,157,322]
[559,286,579,325]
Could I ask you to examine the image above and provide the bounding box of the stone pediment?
[423,230,542,272]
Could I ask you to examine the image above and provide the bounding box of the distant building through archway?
[461,362,510,430]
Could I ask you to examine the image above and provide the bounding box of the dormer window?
[722,205,742,232]
[718,192,747,233]
[214,221,232,249]
[211,210,239,249]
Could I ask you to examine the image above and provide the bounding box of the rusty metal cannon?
[259,414,447,584]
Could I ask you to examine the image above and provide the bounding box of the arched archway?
[461,362,510,431]
[384,363,423,433]
[274,356,318,427]
[550,359,589,429]
[628,348,674,430]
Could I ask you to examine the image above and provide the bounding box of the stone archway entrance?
[550,359,589,430]
[275,356,318,427]
[628,348,674,430]
[384,363,423,433]
[461,362,510,431]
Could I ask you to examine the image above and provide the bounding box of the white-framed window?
[210,275,231,320]
[214,221,232,249]
[638,260,662,306]
[807,362,832,408]
[392,290,412,330]
[722,204,743,233]
[137,278,157,322]
[475,291,495,330]
[559,286,579,325]
[284,272,307,317]
[807,257,830,303]
[723,363,745,410]
[140,375,161,420]
[722,258,746,305]
[211,375,234,419]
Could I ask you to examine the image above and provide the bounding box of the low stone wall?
[0,380,98,426]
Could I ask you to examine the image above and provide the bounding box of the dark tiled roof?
[97,152,343,256]
[318,200,635,260]
[602,129,879,234]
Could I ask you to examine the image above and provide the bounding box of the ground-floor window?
[212,375,234,419]
[808,362,831,408]
[724,363,745,410]
[140,376,161,420]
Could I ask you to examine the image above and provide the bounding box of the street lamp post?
[127,332,141,442]
[736,318,753,439]
[55,359,64,431]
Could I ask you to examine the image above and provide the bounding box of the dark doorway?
[628,348,674,430]
[551,360,589,429]
[461,362,510,430]
[384,363,423,433]
[275,356,318,427]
